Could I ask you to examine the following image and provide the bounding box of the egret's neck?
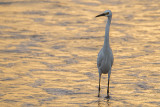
[103,16,112,51]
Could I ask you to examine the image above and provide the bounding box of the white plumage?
[96,10,114,98]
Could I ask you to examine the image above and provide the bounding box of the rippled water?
[0,0,159,106]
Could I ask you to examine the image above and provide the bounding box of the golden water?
[0,0,159,106]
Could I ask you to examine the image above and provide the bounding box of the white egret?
[96,10,114,98]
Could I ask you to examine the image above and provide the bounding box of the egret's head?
[96,10,112,17]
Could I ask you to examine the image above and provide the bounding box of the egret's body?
[96,10,114,98]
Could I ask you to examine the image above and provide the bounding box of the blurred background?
[0,0,159,106]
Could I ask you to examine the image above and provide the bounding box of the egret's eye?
[105,12,109,15]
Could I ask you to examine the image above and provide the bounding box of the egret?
[96,10,114,98]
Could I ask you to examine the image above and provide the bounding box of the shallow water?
[0,0,160,106]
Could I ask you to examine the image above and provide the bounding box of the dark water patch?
[0,25,12,29]
[0,70,4,73]
[143,49,154,54]
[124,14,134,20]
[148,41,160,44]
[0,33,44,41]
[43,88,74,95]
[22,103,35,107]
[76,20,85,24]
[40,62,54,68]
[69,99,99,105]
[52,79,61,81]
[15,72,32,78]
[142,5,160,11]
[84,72,95,79]
[20,29,31,33]
[137,30,148,34]
[0,63,15,68]
[21,41,39,47]
[111,81,133,85]
[73,79,88,82]
[121,35,135,42]
[85,26,104,32]
[73,88,80,91]
[72,55,93,61]
[76,47,97,51]
[23,10,48,16]
[55,12,71,16]
[69,36,102,40]
[32,18,45,23]
[29,68,76,73]
[0,94,5,97]
[57,55,70,59]
[11,41,40,52]
[146,101,160,105]
[127,73,138,77]
[18,56,40,59]
[99,0,125,5]
[43,88,90,97]
[137,82,154,90]
[144,45,151,48]
[74,92,90,95]
[40,97,57,101]
[112,22,134,27]
[0,77,15,81]
[30,35,46,42]
[55,12,83,17]
[0,2,12,5]
[58,21,73,26]
[0,1,48,5]
[154,89,160,93]
[150,72,160,76]
[52,45,65,49]
[29,69,54,72]
[23,96,34,99]
[0,34,29,39]
[45,1,70,9]
[51,68,78,73]
[30,79,45,88]
[64,58,78,64]
[86,29,101,32]
[0,49,31,53]
[31,52,55,57]
[3,99,19,103]
[116,54,143,59]
[39,97,57,105]
[72,0,99,6]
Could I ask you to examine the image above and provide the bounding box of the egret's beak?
[96,13,105,17]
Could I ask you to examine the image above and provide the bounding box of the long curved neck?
[103,16,112,51]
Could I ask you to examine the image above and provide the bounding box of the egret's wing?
[97,48,103,68]
[111,56,114,67]
[110,49,114,67]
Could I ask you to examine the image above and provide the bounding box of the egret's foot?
[98,94,100,97]
[105,95,110,99]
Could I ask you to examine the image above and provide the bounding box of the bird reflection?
[97,97,110,107]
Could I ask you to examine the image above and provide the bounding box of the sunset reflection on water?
[0,0,159,106]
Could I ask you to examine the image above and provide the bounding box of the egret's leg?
[106,70,111,98]
[98,73,101,97]
[107,78,110,96]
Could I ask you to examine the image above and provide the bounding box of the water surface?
[0,0,159,106]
